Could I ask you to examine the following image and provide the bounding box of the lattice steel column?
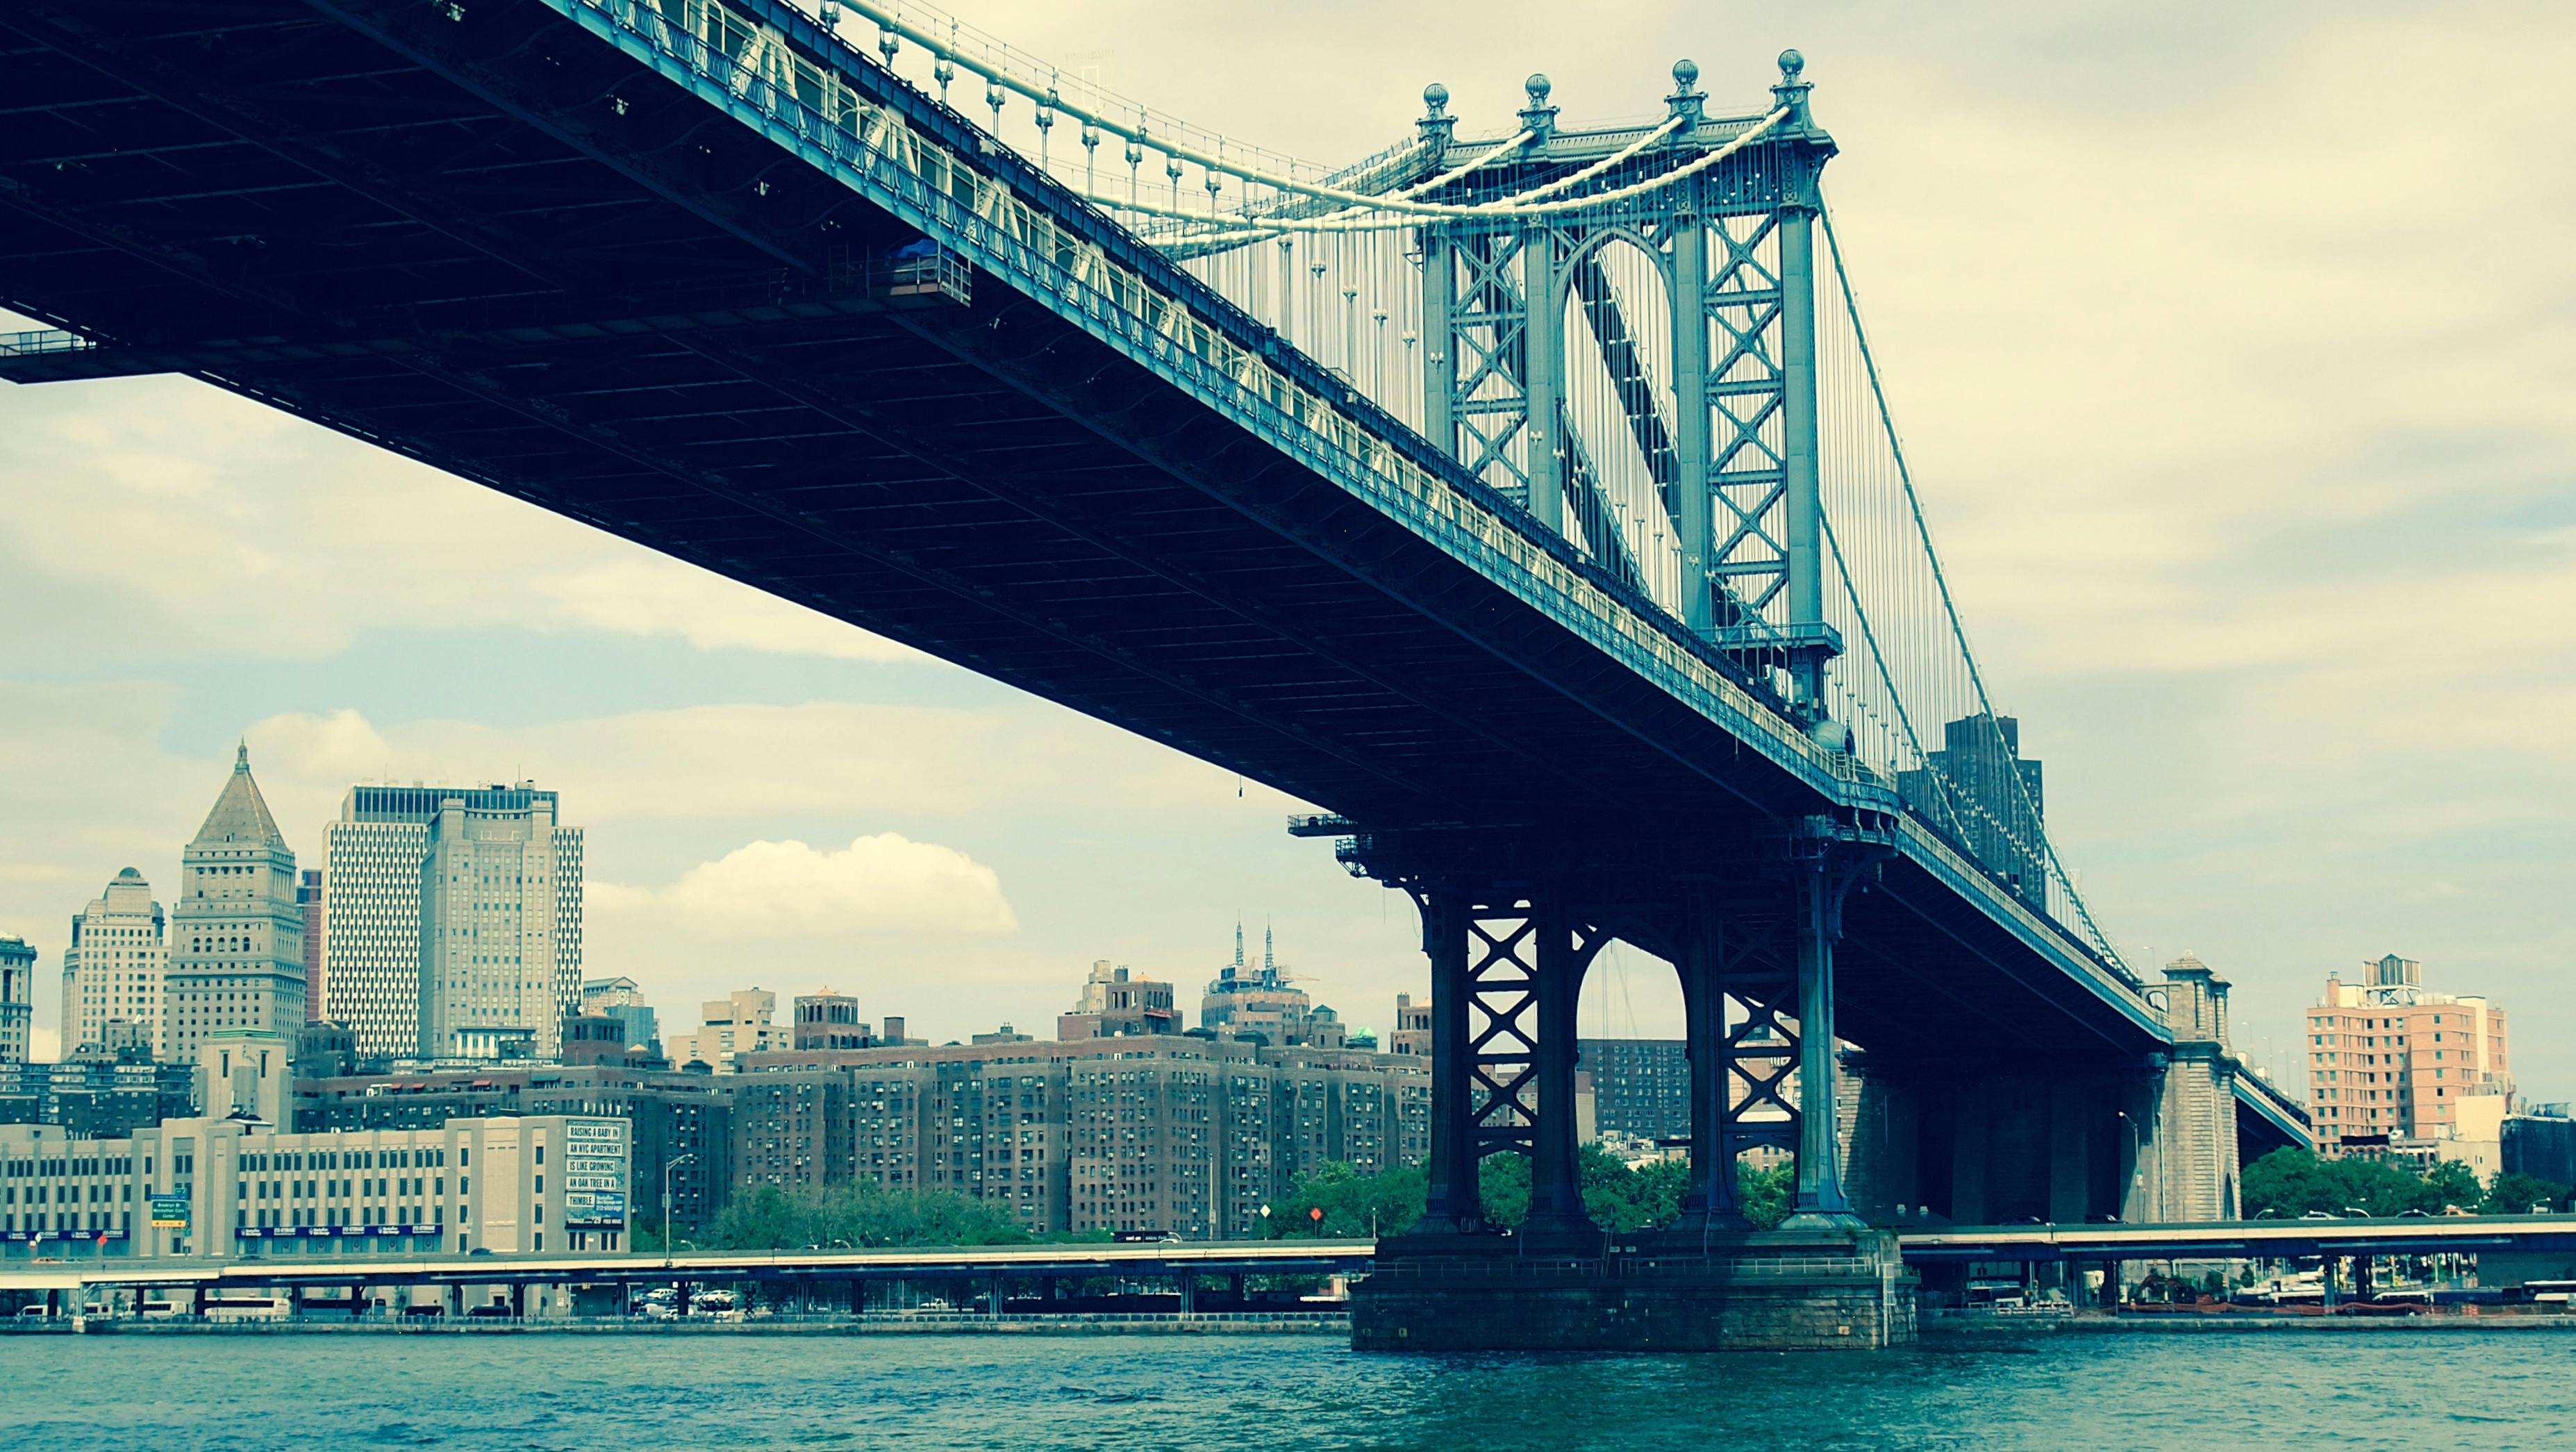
[1464,901,1540,1162]
[1404,882,1608,1241]
[1416,886,1482,1233]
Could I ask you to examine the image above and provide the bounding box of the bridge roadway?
[0,0,2175,1060]
[0,1239,1379,1296]
[6,1219,2568,1297]
[1900,1214,2576,1264]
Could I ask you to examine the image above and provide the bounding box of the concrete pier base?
[1352,1228,1918,1352]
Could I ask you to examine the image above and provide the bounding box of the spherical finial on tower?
[1418,81,1456,140]
[1525,72,1552,105]
[1777,49,1805,80]
[1666,57,1706,122]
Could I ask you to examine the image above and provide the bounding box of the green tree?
[1479,1151,1532,1228]
[1269,1161,1427,1238]
[2422,1159,2482,1212]
[709,1182,1033,1251]
[713,1182,808,1251]
[2242,1147,2336,1217]
[2242,1148,2552,1220]
[1254,1150,1795,1239]
[2484,1171,2568,1216]
[1737,1160,1794,1230]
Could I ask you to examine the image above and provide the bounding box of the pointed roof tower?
[193,740,285,845]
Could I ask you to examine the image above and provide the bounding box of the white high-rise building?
[323,782,584,1060]
[165,745,305,1061]
[59,868,168,1056]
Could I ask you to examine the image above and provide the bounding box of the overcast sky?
[3,0,2570,1097]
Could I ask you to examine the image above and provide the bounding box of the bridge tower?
[1413,51,1843,716]
[1342,53,1912,1351]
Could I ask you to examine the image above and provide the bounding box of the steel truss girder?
[1446,232,1529,500]
[1703,209,1790,620]
[1720,930,1804,1159]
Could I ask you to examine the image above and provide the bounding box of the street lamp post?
[663,1153,696,1267]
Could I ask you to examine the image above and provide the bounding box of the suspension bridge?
[0,0,2307,1348]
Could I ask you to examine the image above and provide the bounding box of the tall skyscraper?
[165,745,306,1061]
[1900,713,2047,912]
[322,782,583,1060]
[298,868,326,1021]
[60,868,168,1057]
[0,933,32,1065]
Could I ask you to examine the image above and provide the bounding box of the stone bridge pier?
[1347,814,1920,1353]
[1841,958,2245,1230]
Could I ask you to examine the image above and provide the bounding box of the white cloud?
[597,834,1018,939]
[0,377,906,667]
[239,700,1224,834]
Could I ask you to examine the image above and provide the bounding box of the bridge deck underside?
[0,0,2170,1069]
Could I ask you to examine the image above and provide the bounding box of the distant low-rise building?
[794,989,870,1050]
[0,934,31,1066]
[1579,1039,1690,1143]
[0,1113,629,1263]
[580,976,659,1053]
[736,964,1430,1240]
[0,1043,195,1138]
[1390,993,1431,1059]
[560,1014,669,1069]
[1199,924,1343,1048]
[294,1063,729,1232]
[670,989,785,1071]
[738,1035,1428,1239]
[1058,960,1177,1040]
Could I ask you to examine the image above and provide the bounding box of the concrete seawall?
[8,1313,1350,1338]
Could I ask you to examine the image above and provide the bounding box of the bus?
[201,1294,292,1322]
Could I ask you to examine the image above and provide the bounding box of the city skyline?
[0,740,2551,1089]
[2,0,2572,1103]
